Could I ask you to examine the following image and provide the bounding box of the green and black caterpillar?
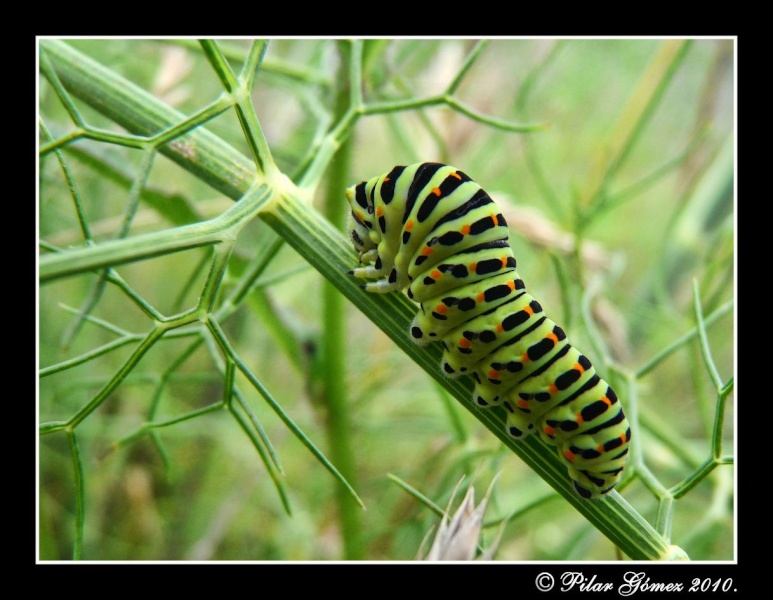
[345,162,630,499]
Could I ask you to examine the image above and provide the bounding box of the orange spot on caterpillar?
[376,206,383,217]
[431,270,441,279]
[469,262,477,272]
[521,353,529,363]
[602,396,611,406]
[563,450,575,462]
[574,362,585,374]
[384,177,390,182]
[543,425,555,436]
[517,398,530,408]
[421,247,432,256]
[548,332,559,343]
[477,293,485,302]
[549,384,558,394]
[507,280,516,291]
[406,220,413,230]
[598,444,604,453]
[491,213,499,226]
[450,171,462,180]
[496,324,504,332]
[459,338,471,348]
[432,187,441,196]
[435,304,447,314]
[525,305,534,316]
[461,224,471,235]
[488,370,500,379]
[500,257,508,268]
[577,414,584,424]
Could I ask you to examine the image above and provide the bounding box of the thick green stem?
[316,40,363,560]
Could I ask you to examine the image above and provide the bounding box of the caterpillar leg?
[348,266,401,293]
[348,265,382,279]
[360,279,402,294]
[566,466,622,499]
[555,430,630,499]
[504,409,538,439]
[349,248,403,294]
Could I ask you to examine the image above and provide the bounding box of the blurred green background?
[38,38,734,561]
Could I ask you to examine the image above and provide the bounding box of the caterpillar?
[345,162,630,499]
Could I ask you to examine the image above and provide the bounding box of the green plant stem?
[634,299,733,378]
[316,40,363,560]
[199,40,276,176]
[580,40,692,218]
[446,40,489,95]
[692,280,724,389]
[66,429,85,560]
[207,317,365,510]
[39,183,272,283]
[387,473,446,519]
[227,395,292,515]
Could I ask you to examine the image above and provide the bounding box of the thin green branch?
[580,39,693,215]
[199,39,240,93]
[39,120,92,241]
[227,401,292,515]
[145,403,225,430]
[64,326,166,430]
[445,39,489,95]
[39,182,272,283]
[198,240,235,314]
[712,378,734,459]
[199,39,275,175]
[634,299,733,378]
[66,429,85,560]
[692,280,724,390]
[40,127,151,154]
[670,457,720,499]
[232,388,283,474]
[39,45,86,128]
[387,473,445,518]
[217,233,285,313]
[56,303,133,337]
[38,128,89,155]
[433,381,468,444]
[239,39,270,91]
[108,402,225,456]
[63,148,157,348]
[514,40,566,221]
[445,96,548,132]
[40,335,141,378]
[638,410,702,470]
[206,317,365,510]
[171,250,213,314]
[655,495,674,542]
[607,126,711,210]
[147,97,235,149]
[40,313,202,436]
[483,492,557,529]
[348,39,364,108]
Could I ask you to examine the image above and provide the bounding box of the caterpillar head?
[345,183,376,257]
